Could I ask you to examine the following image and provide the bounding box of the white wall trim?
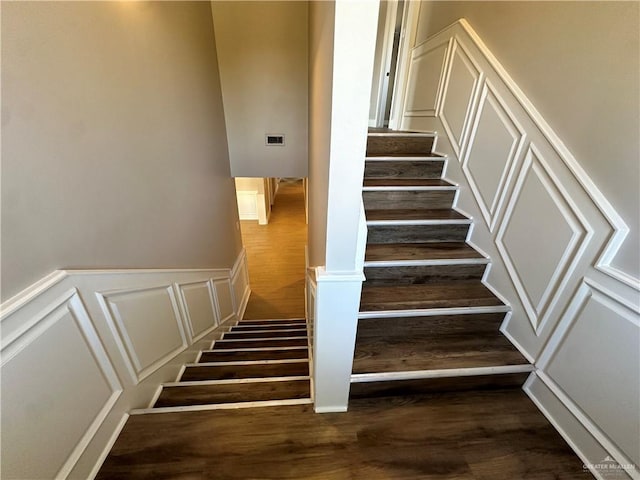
[525,372,639,480]
[231,248,251,321]
[398,17,640,477]
[388,0,421,130]
[0,270,68,321]
[0,261,245,480]
[456,18,635,291]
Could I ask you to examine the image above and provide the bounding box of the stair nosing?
[131,398,313,415]
[362,185,457,192]
[368,132,436,137]
[358,305,510,319]
[350,364,533,383]
[367,218,471,226]
[163,375,310,388]
[365,156,444,161]
[363,257,489,267]
[226,328,307,334]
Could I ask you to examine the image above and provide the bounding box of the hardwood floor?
[240,180,307,319]
[97,389,591,479]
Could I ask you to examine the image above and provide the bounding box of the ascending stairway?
[133,318,312,413]
[351,130,532,397]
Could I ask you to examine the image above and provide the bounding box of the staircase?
[133,317,312,413]
[350,129,532,397]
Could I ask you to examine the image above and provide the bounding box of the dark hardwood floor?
[97,388,591,479]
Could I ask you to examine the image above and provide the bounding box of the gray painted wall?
[415,0,639,278]
[1,1,243,301]
[212,1,309,179]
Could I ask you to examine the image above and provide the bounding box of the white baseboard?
[524,373,638,480]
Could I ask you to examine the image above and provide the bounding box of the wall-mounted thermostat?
[265,134,285,146]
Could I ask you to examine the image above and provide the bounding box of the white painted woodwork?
[177,281,219,342]
[0,249,249,480]
[101,285,187,383]
[212,278,235,325]
[403,40,449,117]
[538,279,640,469]
[497,147,588,333]
[231,248,251,320]
[439,40,481,156]
[462,81,526,230]
[312,267,364,413]
[398,18,640,478]
[1,291,121,479]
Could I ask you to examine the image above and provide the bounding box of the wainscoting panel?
[231,248,251,320]
[100,285,188,383]
[403,39,450,117]
[439,39,482,157]
[496,146,589,333]
[462,81,526,230]
[1,290,121,480]
[177,280,219,342]
[399,18,640,478]
[538,279,640,469]
[212,278,235,324]
[1,250,247,479]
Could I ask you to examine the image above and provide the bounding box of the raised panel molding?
[1,255,245,480]
[496,146,590,333]
[1,290,122,479]
[462,80,526,230]
[231,248,251,320]
[98,285,188,383]
[212,278,235,324]
[439,38,483,158]
[536,278,640,473]
[403,39,451,117]
[176,280,219,343]
[401,18,640,478]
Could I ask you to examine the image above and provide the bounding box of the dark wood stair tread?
[232,323,307,331]
[365,242,484,263]
[181,361,309,381]
[238,318,306,326]
[352,315,528,374]
[155,380,310,408]
[363,179,453,187]
[366,152,444,158]
[349,373,529,399]
[360,282,504,312]
[213,338,308,349]
[200,348,308,362]
[223,330,307,339]
[366,209,468,222]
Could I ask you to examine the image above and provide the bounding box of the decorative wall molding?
[403,39,451,117]
[0,251,247,480]
[98,284,188,384]
[496,145,591,334]
[399,17,640,477]
[437,38,483,159]
[176,280,220,343]
[231,248,251,320]
[461,79,527,231]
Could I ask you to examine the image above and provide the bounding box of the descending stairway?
[351,130,532,397]
[133,318,312,413]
